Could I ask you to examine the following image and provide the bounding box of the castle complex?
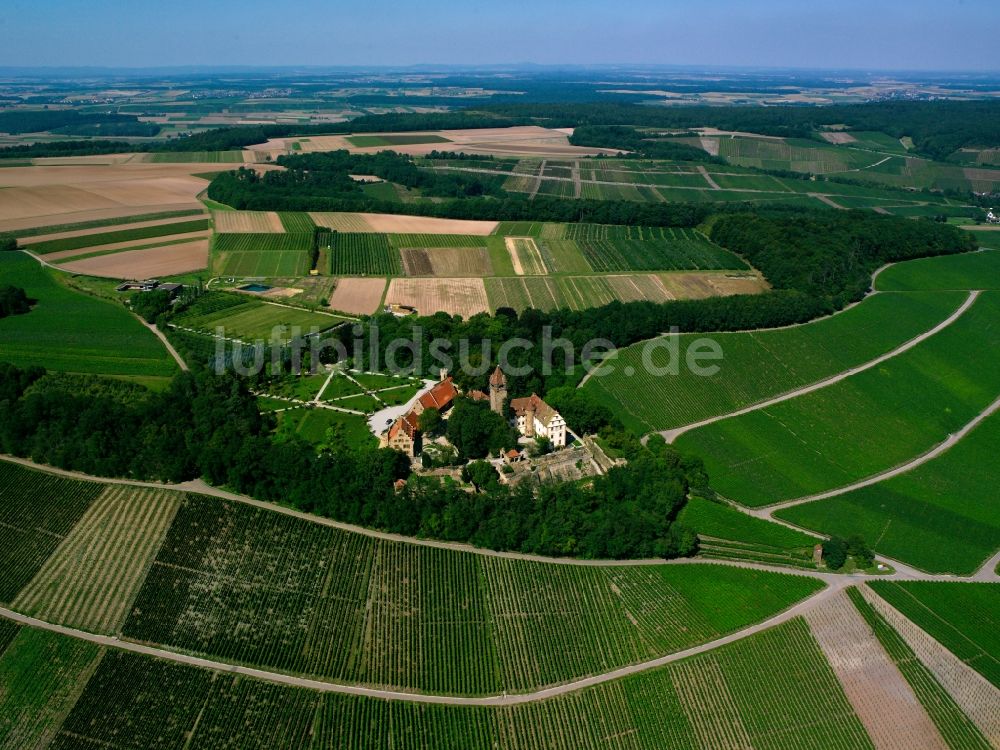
[380,366,567,458]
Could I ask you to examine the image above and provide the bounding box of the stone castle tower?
[488,366,507,414]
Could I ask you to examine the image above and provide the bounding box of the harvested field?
[505,237,547,275]
[805,591,947,750]
[308,212,375,232]
[659,272,769,298]
[821,132,859,144]
[401,247,493,277]
[309,212,498,235]
[57,239,209,278]
[212,210,285,233]
[0,163,221,232]
[360,213,498,235]
[328,277,386,315]
[385,277,489,317]
[13,486,182,633]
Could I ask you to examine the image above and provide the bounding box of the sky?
[1,0,998,71]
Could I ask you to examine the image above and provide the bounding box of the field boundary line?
[0,453,989,580]
[757,391,1000,514]
[658,290,979,443]
[0,579,846,706]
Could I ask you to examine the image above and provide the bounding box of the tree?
[0,285,30,318]
[822,537,849,570]
[529,436,552,457]
[0,235,17,252]
[418,407,442,437]
[128,290,172,323]
[847,535,874,568]
[446,398,518,460]
[462,460,499,492]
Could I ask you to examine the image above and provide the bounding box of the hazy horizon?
[3,0,998,72]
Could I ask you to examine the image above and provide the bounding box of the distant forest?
[3,100,998,162]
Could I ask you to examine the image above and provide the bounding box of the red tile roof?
[388,410,420,440]
[510,394,559,426]
[489,366,507,387]
[418,376,458,411]
[468,389,489,402]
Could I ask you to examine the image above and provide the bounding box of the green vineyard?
[328,232,402,275]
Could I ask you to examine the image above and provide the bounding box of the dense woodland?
[208,161,709,226]
[0,364,698,559]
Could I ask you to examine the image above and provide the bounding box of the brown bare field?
[606,274,673,302]
[805,592,947,750]
[361,212,498,235]
[328,277,386,315]
[401,247,493,277]
[821,132,858,144]
[308,212,375,232]
[659,272,769,299]
[861,587,1000,746]
[505,237,547,275]
[0,162,221,232]
[385,277,489,317]
[57,239,209,278]
[19,213,208,245]
[250,126,621,158]
[700,138,721,156]
[212,210,285,233]
[38,231,211,262]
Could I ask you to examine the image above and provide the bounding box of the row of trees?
[0,362,698,560]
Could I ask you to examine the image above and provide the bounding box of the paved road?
[659,290,978,443]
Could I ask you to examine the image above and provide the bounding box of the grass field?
[677,291,1000,506]
[875,250,1000,291]
[118,490,821,695]
[173,296,343,341]
[585,290,964,433]
[213,232,312,276]
[678,497,817,555]
[0,462,103,604]
[328,232,402,275]
[27,219,209,256]
[276,406,376,447]
[868,582,1000,689]
[777,408,1000,575]
[18,614,876,749]
[0,253,178,379]
[346,134,450,147]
